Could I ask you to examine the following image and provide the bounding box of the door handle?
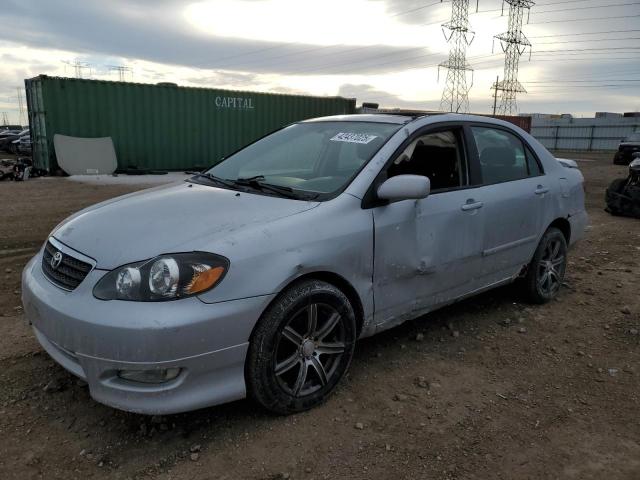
[535,185,550,195]
[461,200,484,211]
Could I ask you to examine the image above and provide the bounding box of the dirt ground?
[0,150,638,480]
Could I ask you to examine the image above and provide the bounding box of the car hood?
[53,182,319,269]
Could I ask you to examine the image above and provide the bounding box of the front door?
[371,127,485,331]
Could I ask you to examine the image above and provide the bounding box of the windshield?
[203,121,401,198]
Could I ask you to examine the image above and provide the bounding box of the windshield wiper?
[236,175,266,183]
[193,173,317,200]
[191,172,237,189]
[231,176,306,200]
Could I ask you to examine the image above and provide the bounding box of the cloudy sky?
[0,0,639,124]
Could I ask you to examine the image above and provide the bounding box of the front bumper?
[22,253,274,414]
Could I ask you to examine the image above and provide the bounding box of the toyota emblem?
[50,252,63,270]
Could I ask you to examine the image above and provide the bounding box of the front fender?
[196,195,375,329]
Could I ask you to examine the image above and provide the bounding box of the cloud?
[0,0,436,76]
[337,83,438,110]
[186,71,259,88]
[382,0,451,25]
[0,0,638,122]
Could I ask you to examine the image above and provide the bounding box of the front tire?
[246,280,356,415]
[520,227,568,304]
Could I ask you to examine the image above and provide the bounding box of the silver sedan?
[22,114,587,415]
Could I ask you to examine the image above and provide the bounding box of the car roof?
[302,114,415,125]
[302,113,527,132]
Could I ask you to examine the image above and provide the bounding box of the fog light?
[117,368,181,384]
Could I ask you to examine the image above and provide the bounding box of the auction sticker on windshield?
[330,132,378,144]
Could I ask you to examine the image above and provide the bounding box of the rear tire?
[520,227,568,304]
[246,280,356,415]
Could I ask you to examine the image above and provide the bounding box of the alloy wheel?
[536,237,565,297]
[274,303,347,397]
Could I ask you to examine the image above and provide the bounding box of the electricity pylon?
[16,87,26,126]
[492,0,535,115]
[439,0,478,113]
[62,59,92,78]
[108,65,132,82]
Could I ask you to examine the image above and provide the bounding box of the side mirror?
[377,174,431,203]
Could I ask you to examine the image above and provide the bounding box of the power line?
[344,66,640,105]
[534,47,640,53]
[535,36,640,45]
[268,38,640,77]
[211,14,449,71]
[284,48,447,76]
[226,43,437,74]
[205,1,448,69]
[534,0,610,6]
[532,1,640,15]
[478,0,638,14]
[522,69,640,82]
[284,44,638,79]
[199,0,460,72]
[390,0,449,17]
[529,28,640,38]
[523,78,640,83]
[475,56,640,66]
[343,80,637,108]
[529,51,640,58]
[530,14,640,24]
[201,10,640,76]
[242,12,572,79]
[530,84,640,88]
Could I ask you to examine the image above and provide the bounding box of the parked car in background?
[0,124,23,132]
[17,134,32,155]
[0,129,22,143]
[22,113,587,416]
[613,132,640,165]
[0,128,28,152]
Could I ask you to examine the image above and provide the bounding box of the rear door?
[370,125,486,330]
[467,124,549,282]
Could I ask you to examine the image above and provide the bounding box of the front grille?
[42,241,92,291]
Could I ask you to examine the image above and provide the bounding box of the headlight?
[93,252,229,301]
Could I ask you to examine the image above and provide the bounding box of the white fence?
[531,117,640,151]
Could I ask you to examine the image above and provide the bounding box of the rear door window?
[471,127,534,184]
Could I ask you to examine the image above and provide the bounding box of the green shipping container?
[25,75,356,172]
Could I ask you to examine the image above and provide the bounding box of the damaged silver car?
[22,114,587,415]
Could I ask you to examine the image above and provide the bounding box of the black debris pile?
[606,155,640,219]
[114,165,168,176]
[0,157,34,181]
